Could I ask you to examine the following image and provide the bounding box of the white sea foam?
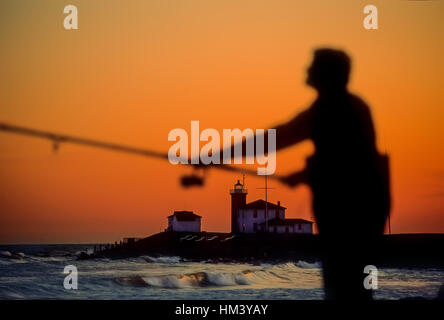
[0,251,12,257]
[117,261,322,289]
[143,256,182,264]
[142,273,203,288]
[120,268,293,289]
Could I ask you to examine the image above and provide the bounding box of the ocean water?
[0,244,442,300]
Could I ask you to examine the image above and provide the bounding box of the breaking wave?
[115,270,254,288]
[143,256,182,264]
[113,261,321,289]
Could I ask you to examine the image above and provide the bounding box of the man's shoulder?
[347,93,372,115]
[348,92,369,107]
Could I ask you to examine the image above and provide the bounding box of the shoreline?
[80,232,444,269]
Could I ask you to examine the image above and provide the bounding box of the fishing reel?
[180,167,207,188]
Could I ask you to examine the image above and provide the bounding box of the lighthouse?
[230,179,247,233]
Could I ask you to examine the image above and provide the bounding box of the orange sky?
[0,0,443,243]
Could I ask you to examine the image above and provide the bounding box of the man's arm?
[274,108,313,151]
[218,107,313,161]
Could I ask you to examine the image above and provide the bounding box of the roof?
[168,211,201,221]
[259,218,313,226]
[243,199,286,210]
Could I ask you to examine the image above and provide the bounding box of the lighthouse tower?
[230,179,247,233]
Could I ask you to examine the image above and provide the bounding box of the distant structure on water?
[164,180,313,234]
[230,180,313,234]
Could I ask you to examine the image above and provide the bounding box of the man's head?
[306,48,351,92]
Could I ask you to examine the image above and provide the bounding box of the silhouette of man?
[281,48,390,300]
[205,48,390,299]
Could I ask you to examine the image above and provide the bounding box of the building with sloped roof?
[166,211,201,232]
[230,180,313,234]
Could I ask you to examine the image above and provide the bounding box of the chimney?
[277,201,281,207]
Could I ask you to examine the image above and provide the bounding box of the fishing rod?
[0,122,288,187]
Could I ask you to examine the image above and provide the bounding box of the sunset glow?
[0,0,443,243]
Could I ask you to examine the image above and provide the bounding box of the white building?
[231,180,313,234]
[166,211,201,232]
[237,200,285,233]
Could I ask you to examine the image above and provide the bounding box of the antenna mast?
[257,174,275,233]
